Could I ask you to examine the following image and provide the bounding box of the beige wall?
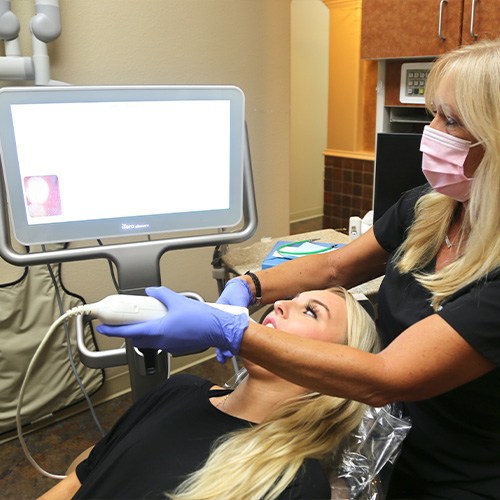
[290,0,329,223]
[0,0,290,397]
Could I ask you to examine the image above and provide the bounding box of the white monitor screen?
[0,85,245,245]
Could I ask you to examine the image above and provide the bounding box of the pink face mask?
[420,125,479,202]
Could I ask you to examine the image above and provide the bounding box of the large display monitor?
[0,85,245,245]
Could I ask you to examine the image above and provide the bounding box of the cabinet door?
[461,0,500,45]
[361,0,463,59]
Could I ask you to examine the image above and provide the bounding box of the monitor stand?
[114,250,169,400]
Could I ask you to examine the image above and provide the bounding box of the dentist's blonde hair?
[168,287,379,500]
[395,39,500,309]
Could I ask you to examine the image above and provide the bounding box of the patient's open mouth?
[262,318,276,329]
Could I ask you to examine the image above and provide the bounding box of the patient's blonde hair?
[168,287,379,500]
[395,39,500,309]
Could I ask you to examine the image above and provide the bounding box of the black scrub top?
[374,185,500,499]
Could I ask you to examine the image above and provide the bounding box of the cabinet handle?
[438,0,448,40]
[469,0,478,39]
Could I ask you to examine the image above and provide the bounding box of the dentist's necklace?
[445,206,466,249]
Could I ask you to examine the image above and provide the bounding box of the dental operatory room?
[1,1,500,499]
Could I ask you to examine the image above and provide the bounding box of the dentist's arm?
[238,310,495,406]
[219,229,388,306]
[98,230,388,355]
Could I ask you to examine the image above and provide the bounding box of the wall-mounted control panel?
[399,62,433,104]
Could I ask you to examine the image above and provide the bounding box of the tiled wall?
[323,155,374,231]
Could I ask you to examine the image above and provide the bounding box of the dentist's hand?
[215,278,253,362]
[216,278,253,307]
[96,287,249,356]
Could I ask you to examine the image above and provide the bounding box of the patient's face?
[262,290,347,344]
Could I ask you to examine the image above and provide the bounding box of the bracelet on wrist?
[244,271,262,307]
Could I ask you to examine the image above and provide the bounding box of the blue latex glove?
[215,278,253,363]
[216,348,234,364]
[96,287,249,356]
[216,277,253,307]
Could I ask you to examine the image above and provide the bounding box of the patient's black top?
[74,374,330,499]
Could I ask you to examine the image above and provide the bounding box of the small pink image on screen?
[24,175,62,218]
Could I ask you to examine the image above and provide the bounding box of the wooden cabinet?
[461,0,500,45]
[361,0,500,59]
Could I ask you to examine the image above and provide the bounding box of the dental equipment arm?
[97,287,249,356]
[0,1,61,84]
[0,1,19,41]
[30,0,61,43]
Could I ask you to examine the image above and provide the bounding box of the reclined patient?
[40,286,379,500]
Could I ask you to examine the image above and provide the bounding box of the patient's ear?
[65,445,94,475]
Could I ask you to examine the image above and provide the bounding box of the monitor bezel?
[0,85,245,245]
